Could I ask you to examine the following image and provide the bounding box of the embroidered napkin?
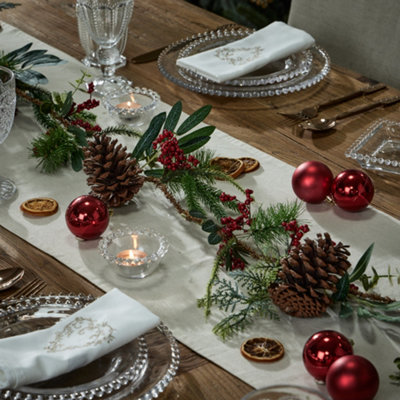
[176,21,315,83]
[0,288,160,389]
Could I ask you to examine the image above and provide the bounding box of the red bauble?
[326,355,379,400]
[331,169,374,212]
[303,330,353,382]
[65,195,109,240]
[292,161,333,203]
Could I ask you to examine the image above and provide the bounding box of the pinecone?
[83,134,145,207]
[269,233,351,318]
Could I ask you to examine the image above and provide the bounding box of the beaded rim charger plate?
[0,294,180,400]
[157,26,330,97]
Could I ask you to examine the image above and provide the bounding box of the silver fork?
[3,277,47,299]
[279,83,386,120]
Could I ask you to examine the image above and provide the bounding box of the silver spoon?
[299,95,400,132]
[0,267,25,291]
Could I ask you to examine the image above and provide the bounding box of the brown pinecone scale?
[83,134,145,207]
[269,233,351,317]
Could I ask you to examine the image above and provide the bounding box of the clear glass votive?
[99,227,169,279]
[103,86,160,127]
[241,385,328,400]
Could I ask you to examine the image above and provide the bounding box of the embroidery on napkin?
[45,316,115,352]
[214,46,263,65]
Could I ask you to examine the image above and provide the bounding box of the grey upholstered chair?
[288,0,400,89]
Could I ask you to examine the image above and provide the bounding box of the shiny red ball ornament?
[65,195,109,240]
[292,161,333,203]
[331,169,374,212]
[303,330,353,383]
[326,355,379,400]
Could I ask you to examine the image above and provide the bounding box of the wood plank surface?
[0,0,399,398]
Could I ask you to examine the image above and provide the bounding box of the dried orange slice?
[210,157,245,179]
[20,197,58,217]
[240,337,284,362]
[239,157,260,173]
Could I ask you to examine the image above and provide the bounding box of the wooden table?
[0,1,399,399]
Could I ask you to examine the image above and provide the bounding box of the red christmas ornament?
[65,195,109,240]
[303,330,353,382]
[326,355,379,400]
[331,169,374,212]
[292,161,333,203]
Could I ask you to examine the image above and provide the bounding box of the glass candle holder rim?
[103,86,160,117]
[241,384,329,400]
[0,66,15,85]
[99,227,169,266]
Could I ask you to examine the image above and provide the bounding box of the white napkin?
[0,288,160,389]
[176,21,315,83]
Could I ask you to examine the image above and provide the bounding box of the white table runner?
[1,22,399,399]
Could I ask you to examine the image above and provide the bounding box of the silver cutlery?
[279,83,386,120]
[0,267,24,291]
[297,95,400,133]
[3,277,47,299]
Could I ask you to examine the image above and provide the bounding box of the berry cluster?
[218,189,254,270]
[281,219,310,247]
[153,129,199,171]
[75,98,100,113]
[70,118,102,133]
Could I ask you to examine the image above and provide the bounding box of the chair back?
[288,0,400,88]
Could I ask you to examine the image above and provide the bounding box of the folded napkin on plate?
[176,21,315,83]
[0,288,160,389]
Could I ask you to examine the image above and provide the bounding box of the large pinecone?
[269,233,351,317]
[83,134,145,208]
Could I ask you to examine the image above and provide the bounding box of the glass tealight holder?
[103,86,160,127]
[241,385,328,400]
[99,227,169,279]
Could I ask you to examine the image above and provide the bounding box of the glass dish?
[345,119,400,175]
[99,227,169,279]
[241,385,328,400]
[103,86,160,127]
[157,26,330,97]
[0,294,179,400]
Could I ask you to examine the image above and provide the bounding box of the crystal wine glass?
[76,2,129,72]
[0,66,17,200]
[77,0,134,96]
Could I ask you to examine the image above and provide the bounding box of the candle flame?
[131,234,138,250]
[128,249,135,258]
[129,93,136,103]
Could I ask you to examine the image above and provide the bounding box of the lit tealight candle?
[116,93,142,111]
[116,234,147,266]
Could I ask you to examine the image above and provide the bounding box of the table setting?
[0,1,400,399]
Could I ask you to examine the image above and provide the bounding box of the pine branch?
[102,125,142,138]
[181,173,204,215]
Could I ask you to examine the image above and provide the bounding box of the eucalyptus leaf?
[332,272,350,302]
[180,135,211,154]
[67,126,87,146]
[202,219,219,233]
[144,169,164,178]
[16,49,47,64]
[15,69,48,85]
[22,54,65,68]
[61,92,73,117]
[164,101,182,132]
[178,125,215,150]
[5,43,32,61]
[131,112,166,159]
[349,243,374,282]
[176,105,211,135]
[189,209,206,219]
[71,150,83,172]
[208,231,222,245]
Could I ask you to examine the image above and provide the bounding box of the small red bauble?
[292,161,333,203]
[331,169,374,212]
[303,330,353,382]
[65,195,109,240]
[326,355,379,400]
